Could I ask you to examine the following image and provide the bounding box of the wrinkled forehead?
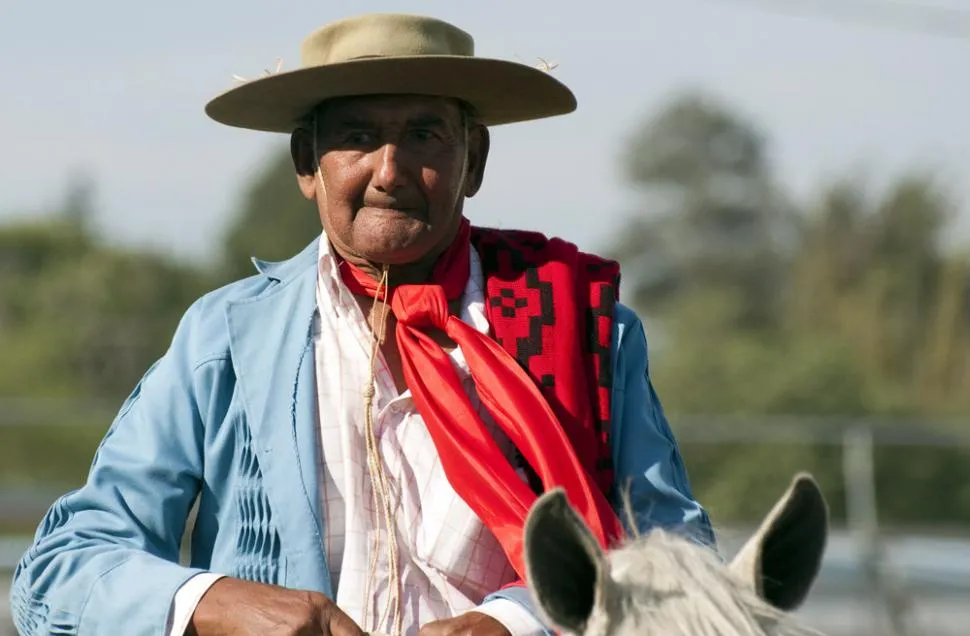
[308,93,470,130]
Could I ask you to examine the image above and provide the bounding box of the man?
[10,12,713,636]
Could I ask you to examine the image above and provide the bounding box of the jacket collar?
[249,235,321,285]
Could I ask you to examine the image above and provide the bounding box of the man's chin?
[352,218,441,265]
[356,237,438,267]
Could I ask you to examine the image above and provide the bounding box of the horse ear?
[729,472,829,611]
[524,488,607,633]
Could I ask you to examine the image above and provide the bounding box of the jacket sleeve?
[9,301,215,636]
[609,309,716,547]
[479,305,715,634]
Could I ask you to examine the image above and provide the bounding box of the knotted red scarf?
[339,218,622,580]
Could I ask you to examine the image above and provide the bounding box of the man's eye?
[344,131,375,145]
[411,129,436,142]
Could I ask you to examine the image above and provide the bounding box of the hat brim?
[205,56,577,133]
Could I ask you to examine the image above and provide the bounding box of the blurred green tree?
[609,90,970,526]
[218,148,320,283]
[612,92,801,331]
[3,91,970,528]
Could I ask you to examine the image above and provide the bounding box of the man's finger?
[417,620,445,636]
[327,606,367,636]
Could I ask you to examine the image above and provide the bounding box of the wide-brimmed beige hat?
[205,13,577,133]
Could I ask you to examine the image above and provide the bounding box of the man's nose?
[372,143,408,193]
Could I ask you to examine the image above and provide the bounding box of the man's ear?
[290,127,317,200]
[524,489,608,633]
[463,124,489,198]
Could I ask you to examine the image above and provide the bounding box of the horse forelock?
[596,530,819,636]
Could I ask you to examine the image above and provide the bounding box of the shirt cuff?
[165,572,226,636]
[472,599,547,636]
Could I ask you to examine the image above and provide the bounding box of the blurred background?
[2,1,969,634]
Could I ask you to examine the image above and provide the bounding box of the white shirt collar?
[315,232,490,335]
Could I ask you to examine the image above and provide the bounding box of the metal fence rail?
[1,411,968,635]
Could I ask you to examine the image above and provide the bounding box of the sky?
[2,0,969,265]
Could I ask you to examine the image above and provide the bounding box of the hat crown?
[207,12,576,133]
[301,13,475,68]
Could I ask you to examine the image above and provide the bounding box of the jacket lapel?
[225,239,333,596]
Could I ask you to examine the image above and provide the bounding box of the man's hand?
[186,577,366,636]
[419,611,512,636]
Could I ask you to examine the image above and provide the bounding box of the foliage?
[0,215,214,402]
[615,93,801,331]
[609,91,970,526]
[219,149,321,283]
[2,90,968,531]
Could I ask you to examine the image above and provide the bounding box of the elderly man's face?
[292,94,489,269]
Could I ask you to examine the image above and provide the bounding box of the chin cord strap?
[312,111,471,636]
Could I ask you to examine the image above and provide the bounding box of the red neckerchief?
[337,217,621,580]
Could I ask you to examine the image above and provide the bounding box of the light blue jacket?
[9,237,713,636]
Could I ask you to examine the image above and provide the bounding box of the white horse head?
[523,473,829,636]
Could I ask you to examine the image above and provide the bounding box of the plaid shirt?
[166,235,542,636]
